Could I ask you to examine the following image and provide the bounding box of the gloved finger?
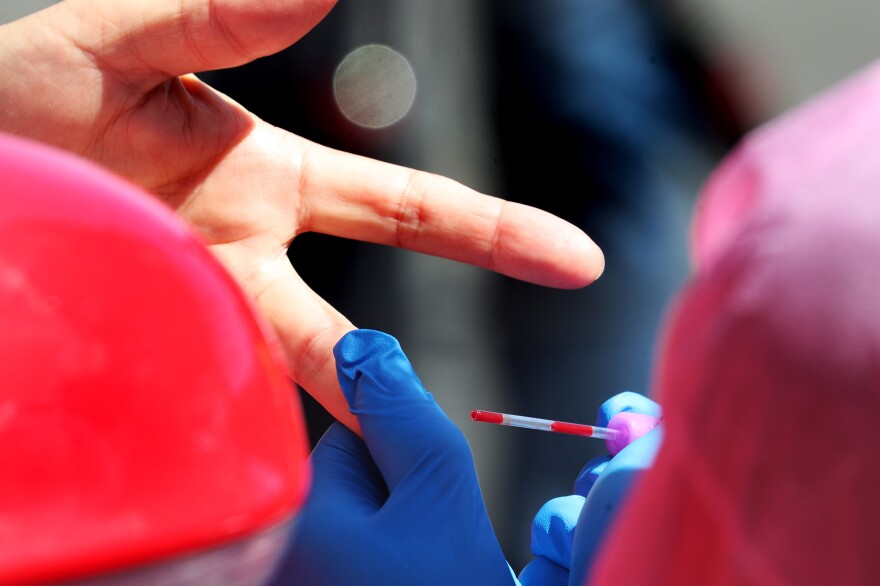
[529,495,585,569]
[596,391,662,427]
[306,422,388,515]
[278,423,386,586]
[568,427,664,584]
[518,557,569,586]
[573,455,610,497]
[333,330,511,584]
[333,330,476,496]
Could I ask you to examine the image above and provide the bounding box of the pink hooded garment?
[587,59,880,585]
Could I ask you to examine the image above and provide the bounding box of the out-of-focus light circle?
[333,44,417,129]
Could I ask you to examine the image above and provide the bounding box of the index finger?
[297,141,605,289]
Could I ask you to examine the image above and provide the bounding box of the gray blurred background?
[6,0,880,115]
[5,0,880,572]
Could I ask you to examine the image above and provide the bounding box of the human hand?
[271,329,517,586]
[0,1,603,433]
[518,392,661,586]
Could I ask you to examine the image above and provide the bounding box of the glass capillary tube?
[471,410,620,440]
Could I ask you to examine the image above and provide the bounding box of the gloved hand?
[518,392,662,586]
[270,329,518,586]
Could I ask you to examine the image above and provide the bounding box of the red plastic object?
[0,133,310,585]
[589,59,880,585]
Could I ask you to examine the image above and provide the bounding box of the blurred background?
[5,0,880,571]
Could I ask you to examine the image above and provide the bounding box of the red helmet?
[0,133,310,585]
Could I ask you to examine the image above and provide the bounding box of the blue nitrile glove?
[518,392,661,586]
[573,392,662,497]
[270,330,518,586]
[568,426,662,585]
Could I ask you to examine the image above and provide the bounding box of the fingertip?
[574,456,611,497]
[519,557,569,586]
[307,423,385,507]
[332,331,472,493]
[334,330,385,408]
[333,329,401,363]
[554,223,605,288]
[544,210,605,288]
[592,250,606,281]
[332,329,428,410]
[500,204,605,289]
[596,391,662,428]
[530,495,586,568]
[574,231,605,286]
[314,420,362,452]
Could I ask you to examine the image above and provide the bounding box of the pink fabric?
[589,58,880,584]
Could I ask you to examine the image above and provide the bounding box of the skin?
[0,0,604,433]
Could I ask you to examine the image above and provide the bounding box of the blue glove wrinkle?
[518,557,570,586]
[573,456,610,497]
[568,426,664,584]
[530,495,585,568]
[334,330,471,494]
[334,329,430,408]
[308,423,389,510]
[595,390,662,428]
[275,422,395,586]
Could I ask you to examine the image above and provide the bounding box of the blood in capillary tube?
[471,409,620,440]
[471,410,504,424]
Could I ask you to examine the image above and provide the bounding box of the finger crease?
[395,170,426,249]
[207,0,257,65]
[487,202,505,273]
[295,326,339,386]
[294,147,313,233]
